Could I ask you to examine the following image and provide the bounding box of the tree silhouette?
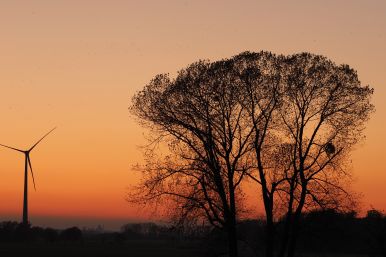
[130,52,284,257]
[266,53,374,257]
[130,51,374,257]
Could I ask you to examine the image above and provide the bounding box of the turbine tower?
[0,127,56,225]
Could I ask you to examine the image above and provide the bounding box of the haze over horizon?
[0,0,385,229]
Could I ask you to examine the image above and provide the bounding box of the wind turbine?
[0,127,56,225]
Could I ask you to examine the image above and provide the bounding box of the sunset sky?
[0,1,385,230]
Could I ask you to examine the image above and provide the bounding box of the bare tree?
[130,53,279,257]
[264,53,374,257]
[130,51,373,257]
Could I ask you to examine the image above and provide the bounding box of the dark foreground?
[1,208,385,257]
[0,240,377,257]
[0,240,204,257]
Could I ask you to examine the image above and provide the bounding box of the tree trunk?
[286,214,301,257]
[263,190,275,257]
[286,180,307,257]
[277,181,296,257]
[265,211,274,257]
[228,179,239,257]
[277,215,291,257]
[255,139,274,257]
[227,220,238,257]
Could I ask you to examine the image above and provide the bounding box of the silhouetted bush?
[43,227,59,242]
[0,221,19,241]
[14,223,32,241]
[120,224,142,239]
[30,226,45,240]
[237,219,265,254]
[365,209,386,257]
[60,226,83,241]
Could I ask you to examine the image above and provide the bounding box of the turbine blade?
[0,143,24,153]
[27,156,36,191]
[29,127,56,151]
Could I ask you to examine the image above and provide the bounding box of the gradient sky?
[0,0,385,230]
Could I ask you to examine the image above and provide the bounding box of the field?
[1,241,377,257]
[0,240,205,257]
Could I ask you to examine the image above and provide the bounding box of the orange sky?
[0,1,385,230]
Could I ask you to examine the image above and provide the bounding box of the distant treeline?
[238,209,386,257]
[1,209,385,256]
[0,223,82,242]
[0,221,209,243]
